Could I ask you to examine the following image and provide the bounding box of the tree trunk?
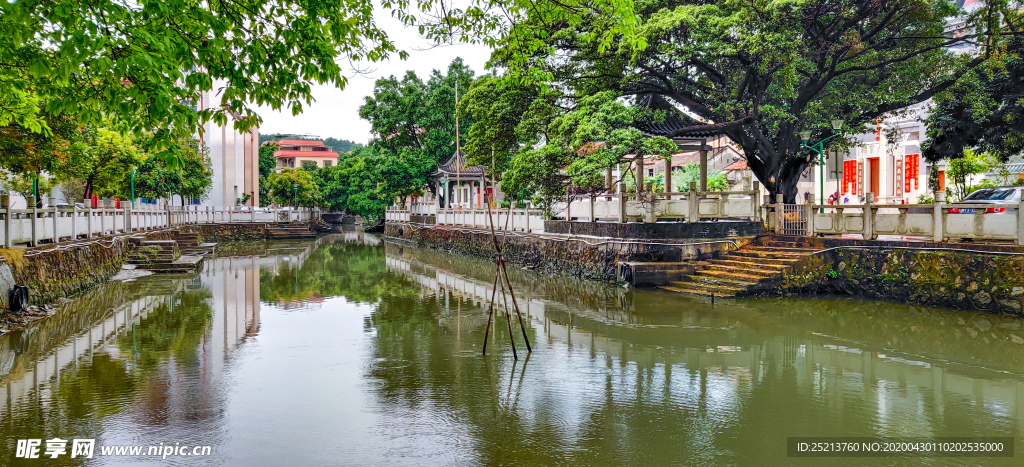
[740,133,810,204]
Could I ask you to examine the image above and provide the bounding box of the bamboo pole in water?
[481,177,532,357]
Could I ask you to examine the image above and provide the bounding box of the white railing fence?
[385,185,762,234]
[1,204,318,247]
[386,205,546,232]
[765,192,1024,245]
[553,188,761,224]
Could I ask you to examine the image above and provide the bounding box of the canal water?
[1,233,1023,466]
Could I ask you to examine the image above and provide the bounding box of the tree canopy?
[79,129,144,200]
[2,0,564,164]
[0,1,405,143]
[459,75,541,179]
[133,136,212,203]
[0,113,90,197]
[266,168,320,208]
[485,0,1020,202]
[924,35,1024,162]
[359,58,475,164]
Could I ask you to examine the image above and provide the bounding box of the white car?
[947,187,1023,214]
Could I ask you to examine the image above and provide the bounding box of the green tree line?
[0,114,211,205]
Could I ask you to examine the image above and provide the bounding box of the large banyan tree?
[486,0,1019,202]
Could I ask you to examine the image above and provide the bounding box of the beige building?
[273,139,339,170]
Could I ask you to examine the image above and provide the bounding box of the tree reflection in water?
[0,235,1021,467]
[369,242,1024,466]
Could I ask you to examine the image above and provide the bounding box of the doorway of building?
[869,158,880,197]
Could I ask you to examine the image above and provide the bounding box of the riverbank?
[0,222,317,321]
[765,240,1024,316]
[384,222,753,281]
[386,222,1024,316]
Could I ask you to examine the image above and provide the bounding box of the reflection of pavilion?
[386,246,1024,438]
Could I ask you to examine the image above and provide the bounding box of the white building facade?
[194,84,260,208]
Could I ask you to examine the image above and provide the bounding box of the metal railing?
[765,192,1024,245]
[0,204,317,247]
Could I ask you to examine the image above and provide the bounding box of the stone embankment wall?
[766,248,1024,316]
[385,222,753,281]
[0,222,313,311]
[0,230,175,309]
[179,223,269,241]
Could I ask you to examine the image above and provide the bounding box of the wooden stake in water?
[480,177,532,358]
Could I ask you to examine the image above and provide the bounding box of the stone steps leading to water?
[660,237,820,297]
[127,237,205,273]
[267,223,316,239]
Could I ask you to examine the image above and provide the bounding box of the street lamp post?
[800,119,844,212]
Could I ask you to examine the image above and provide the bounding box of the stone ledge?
[385,222,753,282]
[544,220,764,239]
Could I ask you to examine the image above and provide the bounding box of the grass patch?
[0,248,26,272]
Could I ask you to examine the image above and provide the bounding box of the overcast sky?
[254,10,493,144]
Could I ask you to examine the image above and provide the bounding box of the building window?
[324,160,332,168]
[648,169,654,177]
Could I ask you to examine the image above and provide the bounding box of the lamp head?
[799,130,811,143]
[830,119,845,131]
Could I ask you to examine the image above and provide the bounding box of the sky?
[254,10,493,145]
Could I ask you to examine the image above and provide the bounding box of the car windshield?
[963,188,1019,201]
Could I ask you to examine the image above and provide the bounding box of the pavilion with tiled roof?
[430,150,491,209]
[631,94,734,192]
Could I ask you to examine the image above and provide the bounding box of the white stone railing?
[436,207,546,232]
[765,192,1024,245]
[1,204,317,247]
[385,186,762,233]
[555,187,762,223]
[386,205,545,232]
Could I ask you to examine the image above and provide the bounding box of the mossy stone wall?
[766,248,1024,315]
[179,223,269,241]
[385,222,749,282]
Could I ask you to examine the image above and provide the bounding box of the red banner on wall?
[843,160,858,195]
[905,154,920,193]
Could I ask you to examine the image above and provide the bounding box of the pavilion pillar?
[636,155,644,194]
[699,144,708,192]
[665,155,672,195]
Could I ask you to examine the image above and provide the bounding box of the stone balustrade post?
[4,204,11,248]
[1017,198,1023,246]
[933,190,945,243]
[806,194,816,237]
[688,182,698,224]
[774,194,784,234]
[52,205,59,243]
[618,191,626,223]
[31,203,38,246]
[752,181,761,223]
[864,192,875,240]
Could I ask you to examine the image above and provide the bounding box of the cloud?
[253,9,492,145]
